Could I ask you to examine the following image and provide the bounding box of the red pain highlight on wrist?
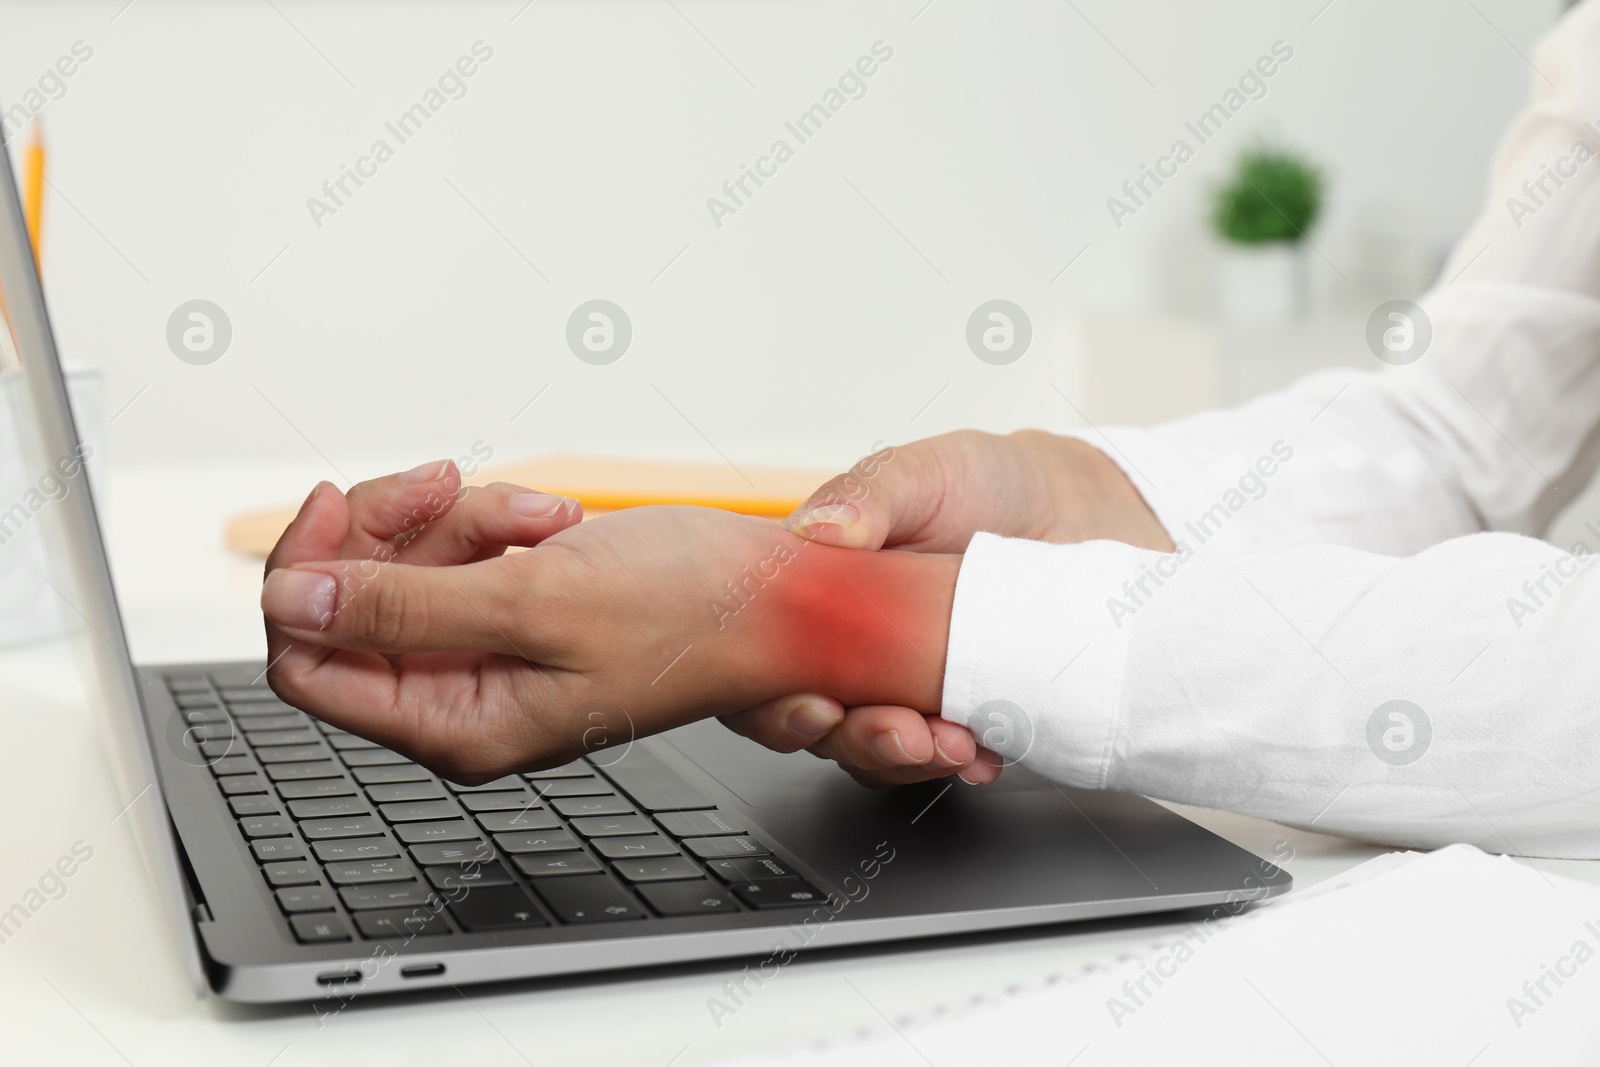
[715,538,953,713]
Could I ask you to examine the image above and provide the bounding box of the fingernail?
[786,701,839,742]
[509,492,575,518]
[262,569,337,631]
[932,737,966,768]
[870,730,922,767]
[957,770,986,786]
[401,459,451,484]
[792,502,858,534]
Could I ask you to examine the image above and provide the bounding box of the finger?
[261,554,532,655]
[719,694,846,754]
[782,444,903,550]
[265,643,539,770]
[396,482,581,567]
[958,742,1005,786]
[808,705,971,787]
[340,459,463,558]
[264,481,349,576]
[263,483,357,711]
[782,439,956,551]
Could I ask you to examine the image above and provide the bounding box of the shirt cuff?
[940,532,1146,789]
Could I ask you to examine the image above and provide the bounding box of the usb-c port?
[401,963,445,979]
[316,970,361,986]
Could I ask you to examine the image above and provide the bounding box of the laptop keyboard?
[165,671,824,944]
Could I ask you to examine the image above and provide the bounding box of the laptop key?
[209,756,257,777]
[200,739,239,759]
[493,829,579,854]
[570,815,654,838]
[219,774,269,795]
[237,713,307,732]
[300,816,385,840]
[326,859,413,885]
[352,764,432,784]
[165,675,210,692]
[291,913,352,943]
[426,862,514,891]
[248,729,323,748]
[314,837,399,862]
[593,835,680,860]
[183,707,229,724]
[684,836,771,860]
[611,857,703,883]
[220,686,282,702]
[327,734,381,750]
[175,692,222,708]
[513,853,602,878]
[551,796,634,818]
[523,762,592,779]
[340,750,413,767]
[263,860,320,886]
[446,775,523,793]
[251,838,308,863]
[277,778,356,799]
[533,876,644,923]
[380,800,459,823]
[476,810,558,833]
[354,908,449,939]
[531,777,612,798]
[366,782,445,804]
[656,810,746,837]
[449,885,548,931]
[256,744,331,764]
[190,723,234,741]
[229,796,281,817]
[240,816,293,838]
[275,886,336,913]
[340,884,438,910]
[229,701,298,718]
[410,840,496,866]
[288,797,371,820]
[266,761,343,781]
[637,880,741,916]
[396,820,481,844]
[706,856,796,882]
[732,879,825,909]
[458,791,537,813]
[605,757,715,813]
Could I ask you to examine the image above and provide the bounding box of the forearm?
[944,531,1600,858]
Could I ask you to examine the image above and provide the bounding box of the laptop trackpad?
[660,718,1050,809]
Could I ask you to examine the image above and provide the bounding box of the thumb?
[783,444,909,549]
[261,554,527,655]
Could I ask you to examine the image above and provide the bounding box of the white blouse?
[940,1,1600,858]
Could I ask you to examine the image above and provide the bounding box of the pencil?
[22,120,44,274]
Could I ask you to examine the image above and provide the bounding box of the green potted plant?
[1211,145,1324,325]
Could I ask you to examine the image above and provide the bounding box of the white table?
[3,461,1593,1066]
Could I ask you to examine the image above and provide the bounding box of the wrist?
[751,537,958,714]
[1012,429,1174,551]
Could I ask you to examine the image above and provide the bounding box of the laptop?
[0,137,1290,1005]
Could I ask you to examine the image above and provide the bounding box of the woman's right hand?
[719,429,1174,788]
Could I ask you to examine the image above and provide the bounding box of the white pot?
[1215,242,1309,326]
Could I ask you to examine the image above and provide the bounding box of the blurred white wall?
[0,0,1566,480]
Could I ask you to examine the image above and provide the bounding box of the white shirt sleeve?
[1062,0,1600,556]
[940,4,1600,859]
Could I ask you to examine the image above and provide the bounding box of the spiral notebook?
[713,846,1600,1066]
